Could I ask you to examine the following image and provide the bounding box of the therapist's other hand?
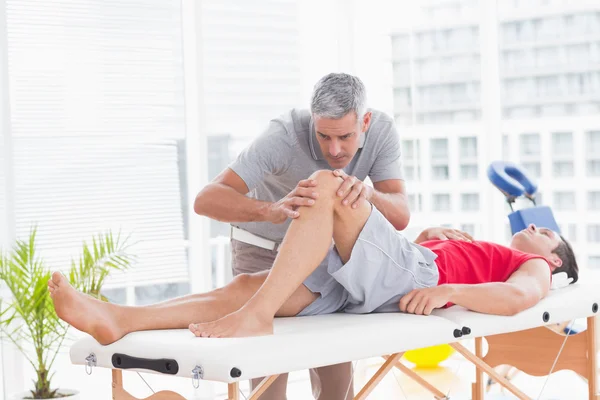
[332,169,373,209]
[423,227,473,242]
[399,286,454,315]
[268,178,319,223]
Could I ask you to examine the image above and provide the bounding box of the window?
[432,194,451,212]
[402,140,415,160]
[566,44,591,65]
[459,137,477,159]
[589,256,600,269]
[552,132,573,157]
[536,17,561,39]
[567,73,594,95]
[566,224,577,242]
[431,138,449,180]
[135,282,191,306]
[461,193,480,211]
[522,162,541,178]
[394,88,412,109]
[401,140,419,180]
[5,0,191,294]
[404,166,415,181]
[505,224,513,242]
[391,35,410,59]
[587,131,600,176]
[553,192,575,210]
[587,131,600,155]
[502,134,509,160]
[589,192,600,210]
[0,136,6,247]
[461,224,476,237]
[588,160,600,177]
[460,164,478,179]
[408,193,422,212]
[430,138,449,160]
[535,48,560,70]
[587,225,600,243]
[519,133,541,157]
[101,288,127,306]
[432,165,449,180]
[553,161,574,177]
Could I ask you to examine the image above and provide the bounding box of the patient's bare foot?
[49,272,122,345]
[189,307,273,338]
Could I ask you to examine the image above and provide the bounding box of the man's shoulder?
[256,108,311,150]
[365,109,397,144]
[368,108,395,130]
[271,108,312,133]
[369,108,395,126]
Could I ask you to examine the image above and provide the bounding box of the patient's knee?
[231,273,257,287]
[229,272,265,293]
[308,170,344,199]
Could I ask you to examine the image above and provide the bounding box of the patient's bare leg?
[193,170,372,338]
[49,270,317,345]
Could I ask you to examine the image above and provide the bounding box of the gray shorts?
[298,205,440,316]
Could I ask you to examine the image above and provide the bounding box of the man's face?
[509,224,563,270]
[314,111,371,169]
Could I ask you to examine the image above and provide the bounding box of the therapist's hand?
[268,178,319,224]
[332,169,373,209]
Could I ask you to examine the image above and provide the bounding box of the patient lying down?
[50,170,578,344]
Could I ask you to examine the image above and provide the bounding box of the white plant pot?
[11,389,80,400]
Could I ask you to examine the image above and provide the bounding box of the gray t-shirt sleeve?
[369,122,404,183]
[228,120,292,191]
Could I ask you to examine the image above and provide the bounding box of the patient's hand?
[416,227,473,243]
[399,286,454,315]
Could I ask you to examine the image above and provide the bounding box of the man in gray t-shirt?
[194,73,410,400]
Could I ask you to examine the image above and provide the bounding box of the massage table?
[70,282,600,400]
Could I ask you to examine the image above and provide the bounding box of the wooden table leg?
[472,337,484,400]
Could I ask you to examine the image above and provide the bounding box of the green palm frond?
[0,226,136,398]
[69,230,136,297]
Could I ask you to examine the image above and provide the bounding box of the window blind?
[5,0,189,287]
[201,0,302,134]
[0,138,6,247]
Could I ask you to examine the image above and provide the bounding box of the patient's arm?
[449,258,551,315]
[399,258,551,316]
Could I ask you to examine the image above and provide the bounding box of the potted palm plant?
[0,227,136,399]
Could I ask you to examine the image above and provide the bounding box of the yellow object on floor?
[403,344,455,368]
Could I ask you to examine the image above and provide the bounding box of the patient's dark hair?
[550,235,578,284]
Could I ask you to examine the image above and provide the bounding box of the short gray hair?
[310,73,367,121]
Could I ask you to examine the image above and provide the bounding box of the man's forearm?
[370,190,410,230]
[194,183,272,223]
[447,283,529,316]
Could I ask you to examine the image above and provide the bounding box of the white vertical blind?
[201,0,302,134]
[5,0,189,287]
[0,0,8,249]
[0,137,6,247]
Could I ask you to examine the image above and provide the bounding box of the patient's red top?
[420,240,550,286]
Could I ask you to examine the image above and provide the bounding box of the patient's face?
[510,224,562,270]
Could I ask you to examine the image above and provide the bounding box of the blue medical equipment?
[487,160,561,235]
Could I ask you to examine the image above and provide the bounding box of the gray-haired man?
[194,72,409,400]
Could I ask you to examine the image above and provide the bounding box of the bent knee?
[308,170,344,196]
[230,272,266,290]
